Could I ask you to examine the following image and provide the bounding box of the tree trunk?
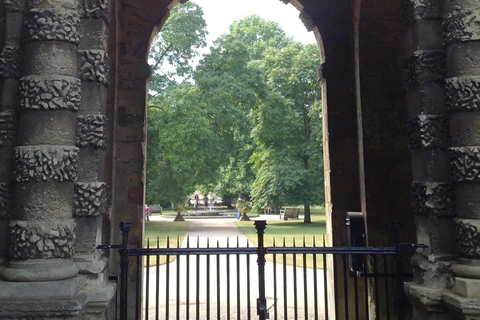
[304,204,311,223]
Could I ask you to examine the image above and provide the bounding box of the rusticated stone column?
[73,0,114,317]
[0,0,88,318]
[442,0,480,318]
[402,1,457,319]
[0,0,23,267]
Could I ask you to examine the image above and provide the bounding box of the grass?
[236,206,327,269]
[144,220,189,265]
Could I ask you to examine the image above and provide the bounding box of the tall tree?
[251,43,323,223]
[146,2,208,206]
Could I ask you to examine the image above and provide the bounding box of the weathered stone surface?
[82,0,109,21]
[76,114,107,148]
[0,111,17,147]
[0,45,21,79]
[73,182,106,217]
[299,10,314,31]
[8,219,75,259]
[444,6,480,44]
[455,218,480,258]
[446,76,480,111]
[13,146,78,182]
[19,75,81,111]
[24,8,79,43]
[404,50,446,87]
[450,146,480,182]
[0,183,13,220]
[407,114,449,149]
[5,0,26,12]
[401,0,441,23]
[412,182,455,217]
[78,50,109,84]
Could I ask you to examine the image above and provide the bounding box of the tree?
[250,42,323,223]
[146,2,209,206]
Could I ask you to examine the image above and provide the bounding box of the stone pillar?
[73,0,114,318]
[402,1,457,319]
[442,1,480,318]
[0,0,88,318]
[0,0,22,267]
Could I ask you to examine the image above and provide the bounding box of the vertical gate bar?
[273,237,278,320]
[390,221,405,320]
[227,237,231,320]
[186,236,190,319]
[236,236,241,320]
[145,239,150,320]
[283,237,288,320]
[255,220,267,320]
[373,254,380,317]
[303,236,308,320]
[293,238,298,320]
[176,236,180,320]
[342,254,349,320]
[247,240,252,319]
[166,236,170,320]
[383,252,391,320]
[217,240,221,320]
[322,236,328,320]
[207,238,211,319]
[363,254,369,320]
[353,266,359,320]
[196,236,200,320]
[333,254,339,320]
[136,254,141,320]
[119,222,131,320]
[313,237,318,320]
[156,236,160,320]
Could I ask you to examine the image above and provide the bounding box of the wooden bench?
[279,207,300,220]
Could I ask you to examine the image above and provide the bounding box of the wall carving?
[8,220,75,259]
[455,218,480,258]
[19,75,81,111]
[411,182,455,217]
[76,115,108,149]
[73,182,106,217]
[0,183,13,220]
[5,0,26,12]
[444,6,480,44]
[13,146,78,182]
[78,50,110,85]
[83,0,109,21]
[0,111,17,147]
[401,0,441,23]
[450,146,480,182]
[24,8,79,43]
[446,76,480,112]
[0,46,22,79]
[407,114,449,149]
[404,50,446,88]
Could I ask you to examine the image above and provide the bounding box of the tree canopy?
[146,5,324,221]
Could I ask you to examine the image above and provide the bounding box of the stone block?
[23,42,78,77]
[79,81,107,114]
[14,182,74,220]
[18,110,76,146]
[456,184,480,219]
[79,17,108,50]
[77,148,101,181]
[453,277,480,299]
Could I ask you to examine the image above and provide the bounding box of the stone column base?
[405,283,451,320]
[444,290,480,320]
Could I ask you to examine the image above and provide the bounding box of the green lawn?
[144,220,189,265]
[236,206,327,268]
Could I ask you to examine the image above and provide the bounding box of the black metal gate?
[99,221,424,320]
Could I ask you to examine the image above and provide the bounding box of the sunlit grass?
[236,206,327,268]
[143,220,188,265]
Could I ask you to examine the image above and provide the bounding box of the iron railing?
[99,221,424,320]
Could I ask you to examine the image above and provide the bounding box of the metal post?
[255,220,267,320]
[119,222,132,320]
[390,221,405,320]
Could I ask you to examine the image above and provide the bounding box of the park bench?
[279,207,300,220]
